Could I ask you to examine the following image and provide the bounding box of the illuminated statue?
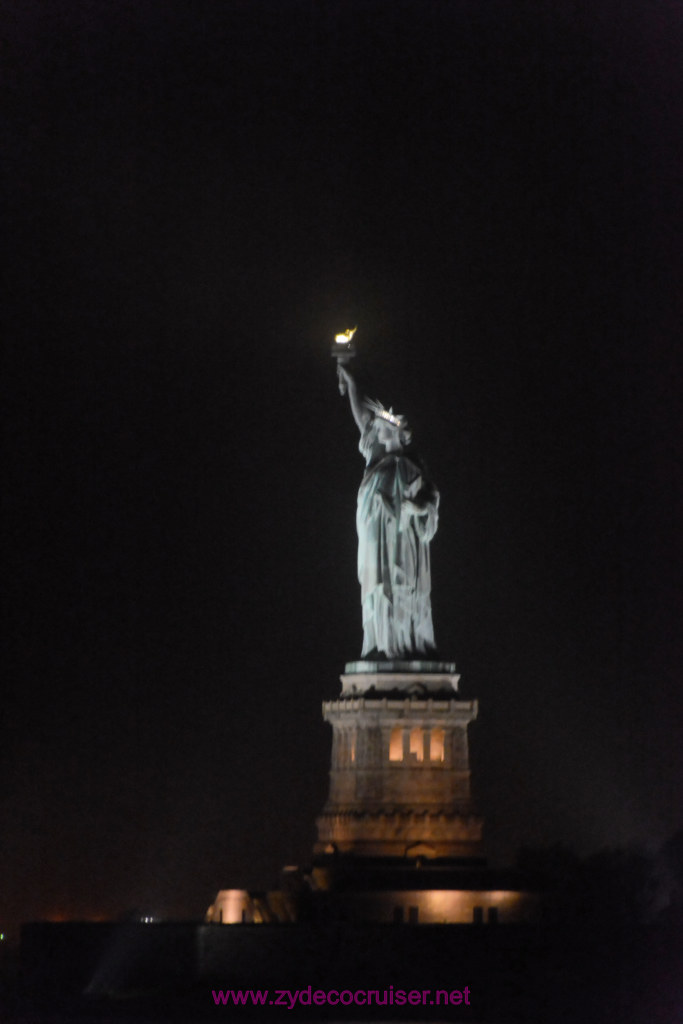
[335,354,439,659]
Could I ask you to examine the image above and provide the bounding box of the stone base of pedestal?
[315,809,483,859]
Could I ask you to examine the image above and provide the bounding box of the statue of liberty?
[335,353,439,659]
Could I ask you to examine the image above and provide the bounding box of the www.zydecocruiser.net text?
[212,985,472,1009]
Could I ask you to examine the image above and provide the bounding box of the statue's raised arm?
[334,347,440,660]
[337,359,371,434]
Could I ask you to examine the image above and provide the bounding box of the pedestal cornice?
[341,663,460,698]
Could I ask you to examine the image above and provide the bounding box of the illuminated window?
[430,728,445,762]
[389,727,403,761]
[409,727,424,762]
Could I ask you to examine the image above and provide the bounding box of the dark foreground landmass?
[3,914,682,1024]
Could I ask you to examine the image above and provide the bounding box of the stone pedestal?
[205,661,538,926]
[314,662,483,860]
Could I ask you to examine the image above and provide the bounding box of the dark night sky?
[2,0,682,937]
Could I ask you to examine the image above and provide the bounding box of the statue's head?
[367,399,412,450]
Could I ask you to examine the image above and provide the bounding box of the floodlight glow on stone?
[335,327,357,344]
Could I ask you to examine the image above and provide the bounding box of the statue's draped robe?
[357,421,439,657]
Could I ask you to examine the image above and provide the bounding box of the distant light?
[0,933,4,941]
[140,916,155,923]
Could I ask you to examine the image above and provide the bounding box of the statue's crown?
[366,398,405,429]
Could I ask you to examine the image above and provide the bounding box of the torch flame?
[335,327,357,344]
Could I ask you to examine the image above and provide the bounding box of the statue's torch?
[331,327,357,395]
